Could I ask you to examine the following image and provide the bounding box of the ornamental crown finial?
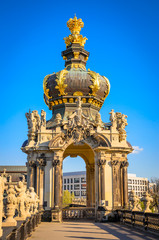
[64,16,87,47]
[67,15,84,35]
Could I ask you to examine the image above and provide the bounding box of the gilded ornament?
[63,56,67,60]
[82,98,86,103]
[102,76,110,101]
[55,69,68,96]
[73,52,80,59]
[64,16,88,47]
[88,69,100,96]
[43,74,52,99]
[73,91,83,96]
[69,98,74,103]
[54,100,58,105]
[63,98,67,103]
[84,56,88,61]
[88,98,93,103]
[58,99,63,104]
[67,16,84,35]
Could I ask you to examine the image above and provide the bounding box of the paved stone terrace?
[29,221,158,240]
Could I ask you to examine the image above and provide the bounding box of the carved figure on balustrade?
[129,190,141,211]
[3,185,17,226]
[141,191,153,213]
[15,181,27,219]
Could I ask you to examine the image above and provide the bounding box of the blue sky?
[0,0,158,180]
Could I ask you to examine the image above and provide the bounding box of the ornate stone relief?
[109,109,128,141]
[49,98,109,149]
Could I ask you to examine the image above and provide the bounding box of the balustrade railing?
[0,174,42,239]
[62,207,95,220]
[117,210,159,234]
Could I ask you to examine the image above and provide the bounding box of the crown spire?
[64,16,87,47]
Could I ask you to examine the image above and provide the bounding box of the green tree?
[62,190,74,206]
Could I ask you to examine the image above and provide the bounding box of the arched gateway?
[21,16,133,222]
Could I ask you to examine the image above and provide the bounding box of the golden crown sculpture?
[64,15,88,47]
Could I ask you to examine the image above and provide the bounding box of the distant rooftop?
[63,171,86,177]
[0,166,27,172]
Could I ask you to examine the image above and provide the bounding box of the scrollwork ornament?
[52,160,60,167]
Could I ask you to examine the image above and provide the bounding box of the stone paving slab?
[29,221,159,240]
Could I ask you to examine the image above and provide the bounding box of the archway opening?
[62,142,95,209]
[62,156,86,207]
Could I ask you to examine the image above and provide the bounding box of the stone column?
[122,161,129,208]
[97,151,106,206]
[87,164,95,207]
[86,165,91,207]
[36,164,40,196]
[52,152,63,223]
[37,158,46,210]
[52,158,62,209]
[99,160,106,204]
[111,159,121,209]
[27,160,35,188]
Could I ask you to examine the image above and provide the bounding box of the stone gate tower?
[22,16,133,222]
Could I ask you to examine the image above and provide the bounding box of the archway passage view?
[22,16,133,222]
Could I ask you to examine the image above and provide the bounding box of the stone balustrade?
[0,175,42,239]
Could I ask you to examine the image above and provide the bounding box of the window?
[74,178,80,183]
[74,184,80,190]
[128,179,132,184]
[64,179,66,184]
[67,185,69,190]
[81,177,86,183]
[71,185,73,190]
[81,191,86,196]
[64,185,66,190]
[74,191,80,196]
[133,180,134,184]
[135,180,137,184]
[145,186,147,191]
[81,184,86,189]
[71,178,73,183]
[128,186,132,190]
[67,179,69,184]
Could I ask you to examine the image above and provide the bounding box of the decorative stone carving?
[25,189,31,217]
[29,187,39,214]
[37,158,46,167]
[41,110,46,127]
[15,181,27,220]
[52,160,60,167]
[109,109,117,129]
[95,112,102,126]
[55,113,62,124]
[129,190,140,211]
[116,112,128,141]
[141,191,153,213]
[97,159,106,166]
[3,185,17,226]
[121,161,129,168]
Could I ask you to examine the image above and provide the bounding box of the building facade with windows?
[63,172,150,200]
[63,171,86,198]
[128,173,148,198]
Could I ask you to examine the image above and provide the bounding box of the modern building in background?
[128,173,148,198]
[63,171,86,198]
[63,171,152,199]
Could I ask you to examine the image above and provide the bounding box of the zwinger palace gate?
[21,16,132,222]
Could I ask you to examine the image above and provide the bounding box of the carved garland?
[102,76,110,101]
[43,74,52,99]
[55,70,68,96]
[88,69,100,96]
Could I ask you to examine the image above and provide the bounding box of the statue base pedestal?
[51,209,62,223]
